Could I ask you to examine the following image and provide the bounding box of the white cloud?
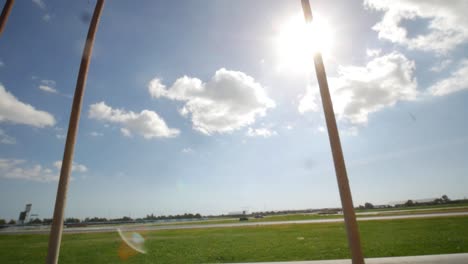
[40,79,56,86]
[246,127,277,138]
[430,59,453,73]
[38,80,58,94]
[88,101,179,139]
[317,126,326,133]
[298,85,319,114]
[0,159,57,182]
[0,159,87,182]
[149,68,275,135]
[181,148,194,154]
[89,131,103,137]
[120,127,132,137]
[0,128,16,144]
[299,52,418,125]
[365,0,468,53]
[39,85,57,94]
[32,0,51,23]
[53,160,88,173]
[0,84,56,127]
[429,60,468,96]
[32,0,46,10]
[42,14,51,22]
[340,126,358,137]
[366,48,381,57]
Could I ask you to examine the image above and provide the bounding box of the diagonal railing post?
[46,1,105,263]
[0,0,14,36]
[301,1,365,263]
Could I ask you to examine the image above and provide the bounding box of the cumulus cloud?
[53,160,88,173]
[0,128,16,144]
[181,148,194,154]
[88,101,179,139]
[0,159,87,182]
[32,0,52,22]
[89,131,103,137]
[430,59,453,73]
[38,79,58,94]
[0,84,56,127]
[149,68,275,135]
[32,0,46,10]
[366,48,382,57]
[42,14,51,22]
[429,60,468,96]
[298,85,319,114]
[299,52,418,125]
[365,0,468,53]
[39,85,57,94]
[246,127,277,138]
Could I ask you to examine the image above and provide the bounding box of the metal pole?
[46,1,105,263]
[0,0,14,35]
[300,1,365,264]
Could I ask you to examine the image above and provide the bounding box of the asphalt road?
[1,211,467,235]
[229,253,468,264]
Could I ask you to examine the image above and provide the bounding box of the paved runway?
[228,253,468,264]
[1,211,467,235]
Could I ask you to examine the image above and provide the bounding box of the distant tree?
[442,195,451,203]
[30,218,42,224]
[405,200,414,206]
[0,219,5,225]
[434,198,443,204]
[65,218,80,223]
[42,218,53,225]
[8,219,16,225]
[85,217,107,222]
[364,202,374,209]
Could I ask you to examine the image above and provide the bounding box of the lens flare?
[117,228,147,256]
[275,13,334,73]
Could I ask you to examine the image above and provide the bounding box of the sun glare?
[275,13,334,73]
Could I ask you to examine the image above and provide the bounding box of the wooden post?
[46,1,105,263]
[301,1,365,263]
[0,0,14,35]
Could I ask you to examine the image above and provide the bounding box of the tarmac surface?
[229,253,468,264]
[1,211,467,235]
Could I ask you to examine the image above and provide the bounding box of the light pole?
[46,1,105,263]
[300,1,365,263]
[0,0,14,36]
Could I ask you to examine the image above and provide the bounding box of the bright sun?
[275,13,334,73]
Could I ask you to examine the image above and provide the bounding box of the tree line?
[358,194,459,209]
[0,212,204,226]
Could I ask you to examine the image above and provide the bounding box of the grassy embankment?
[1,216,467,263]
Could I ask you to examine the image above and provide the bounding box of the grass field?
[1,216,467,263]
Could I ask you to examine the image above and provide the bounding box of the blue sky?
[1,0,468,220]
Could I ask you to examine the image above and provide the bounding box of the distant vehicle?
[239,217,249,221]
[254,215,264,219]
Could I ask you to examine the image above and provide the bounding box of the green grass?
[1,216,467,263]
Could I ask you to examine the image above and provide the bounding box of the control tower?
[18,204,32,225]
